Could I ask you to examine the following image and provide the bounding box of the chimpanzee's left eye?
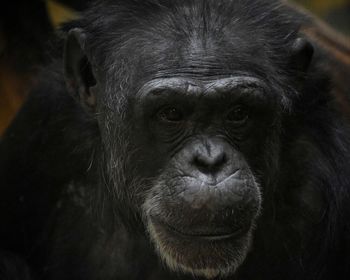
[226,105,249,124]
[157,107,184,123]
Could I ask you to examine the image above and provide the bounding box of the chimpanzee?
[0,0,350,279]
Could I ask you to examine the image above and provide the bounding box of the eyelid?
[157,106,184,122]
[226,105,250,123]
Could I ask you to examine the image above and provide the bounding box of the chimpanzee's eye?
[157,107,184,123]
[226,105,249,124]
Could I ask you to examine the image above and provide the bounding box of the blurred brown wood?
[0,61,34,133]
[0,0,53,135]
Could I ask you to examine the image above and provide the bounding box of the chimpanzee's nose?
[192,140,227,175]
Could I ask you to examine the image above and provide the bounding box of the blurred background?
[0,0,349,134]
[295,0,350,35]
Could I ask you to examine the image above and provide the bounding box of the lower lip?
[151,218,247,241]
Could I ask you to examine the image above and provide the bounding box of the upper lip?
[179,169,241,187]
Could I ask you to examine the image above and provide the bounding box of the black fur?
[1,1,350,279]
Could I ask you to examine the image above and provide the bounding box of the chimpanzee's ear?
[64,28,98,111]
[289,37,314,78]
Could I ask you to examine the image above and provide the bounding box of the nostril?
[193,152,227,174]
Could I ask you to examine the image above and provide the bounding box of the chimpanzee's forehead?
[92,0,298,91]
[125,24,274,84]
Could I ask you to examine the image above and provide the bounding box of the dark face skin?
[64,3,313,276]
[130,75,278,277]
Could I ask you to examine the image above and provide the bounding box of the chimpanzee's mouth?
[151,217,249,241]
[147,214,254,278]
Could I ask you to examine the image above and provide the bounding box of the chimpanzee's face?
[90,22,302,279]
[94,18,287,277]
[64,3,313,277]
[130,75,280,278]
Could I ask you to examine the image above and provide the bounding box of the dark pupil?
[227,107,248,122]
[161,108,183,122]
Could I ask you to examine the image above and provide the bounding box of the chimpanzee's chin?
[146,216,253,279]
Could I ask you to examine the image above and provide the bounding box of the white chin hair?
[146,220,250,279]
